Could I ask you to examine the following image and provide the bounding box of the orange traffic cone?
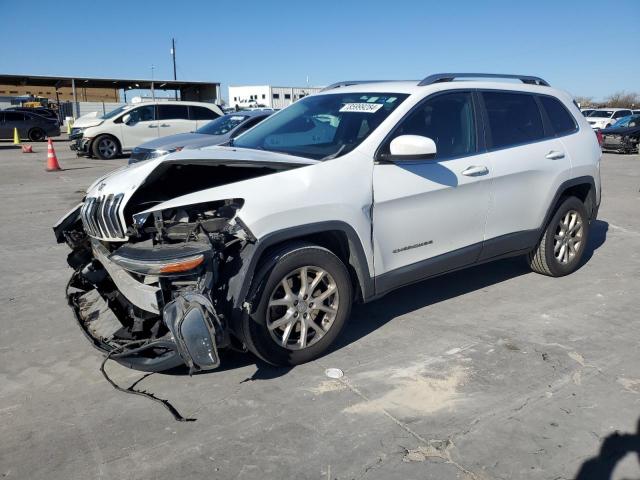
[46,138,61,171]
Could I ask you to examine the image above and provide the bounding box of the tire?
[28,128,45,142]
[243,242,353,366]
[91,135,120,160]
[528,196,590,277]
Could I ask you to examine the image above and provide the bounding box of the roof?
[0,73,219,90]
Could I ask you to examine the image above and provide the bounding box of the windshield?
[101,105,131,120]
[196,114,248,135]
[589,110,614,118]
[611,115,640,128]
[233,92,409,160]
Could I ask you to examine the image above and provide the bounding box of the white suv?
[54,73,601,373]
[69,101,224,159]
[586,108,633,130]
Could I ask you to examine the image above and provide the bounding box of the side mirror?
[121,113,132,125]
[383,135,437,161]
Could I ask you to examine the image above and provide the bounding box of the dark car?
[128,110,273,164]
[600,114,640,153]
[0,110,61,141]
[5,107,60,124]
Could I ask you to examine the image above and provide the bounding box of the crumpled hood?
[73,114,105,129]
[602,125,640,135]
[135,133,225,151]
[86,146,317,200]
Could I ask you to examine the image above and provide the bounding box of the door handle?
[545,150,565,160]
[160,123,170,127]
[148,124,157,128]
[461,165,489,176]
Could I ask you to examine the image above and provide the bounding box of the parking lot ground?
[0,140,639,480]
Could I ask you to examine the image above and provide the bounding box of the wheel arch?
[542,176,598,231]
[223,221,373,336]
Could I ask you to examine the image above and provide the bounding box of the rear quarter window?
[482,91,544,149]
[190,106,219,121]
[539,96,577,136]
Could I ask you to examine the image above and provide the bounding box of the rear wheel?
[244,243,352,366]
[528,196,590,276]
[92,135,120,160]
[28,128,45,141]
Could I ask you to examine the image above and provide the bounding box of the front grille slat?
[81,194,126,240]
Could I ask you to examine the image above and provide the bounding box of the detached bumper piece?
[163,294,222,373]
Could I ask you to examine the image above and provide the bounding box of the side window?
[190,106,218,121]
[157,104,189,120]
[613,110,630,119]
[483,91,544,149]
[539,96,577,136]
[127,105,155,123]
[5,112,26,122]
[388,91,476,158]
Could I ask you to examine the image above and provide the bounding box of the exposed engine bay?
[54,156,308,376]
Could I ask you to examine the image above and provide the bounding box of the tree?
[574,96,594,107]
[604,91,639,108]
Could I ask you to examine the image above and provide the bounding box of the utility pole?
[171,38,178,100]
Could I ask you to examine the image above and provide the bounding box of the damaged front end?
[55,196,249,373]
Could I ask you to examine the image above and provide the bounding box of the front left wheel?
[91,135,120,160]
[243,243,353,366]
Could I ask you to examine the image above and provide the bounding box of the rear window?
[4,112,26,121]
[483,92,544,149]
[157,104,189,120]
[589,110,614,118]
[539,96,577,136]
[190,106,218,120]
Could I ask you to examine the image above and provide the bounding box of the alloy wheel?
[266,266,339,350]
[554,209,583,264]
[98,138,117,158]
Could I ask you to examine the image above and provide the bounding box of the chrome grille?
[81,194,125,239]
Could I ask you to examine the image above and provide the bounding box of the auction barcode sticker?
[339,103,384,113]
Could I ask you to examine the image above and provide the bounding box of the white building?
[228,85,323,110]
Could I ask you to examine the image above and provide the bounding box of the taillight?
[596,130,603,146]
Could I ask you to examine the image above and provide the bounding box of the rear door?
[190,106,219,129]
[120,104,158,149]
[480,91,573,257]
[157,104,192,137]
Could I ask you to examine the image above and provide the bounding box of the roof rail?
[418,73,550,87]
[320,80,399,92]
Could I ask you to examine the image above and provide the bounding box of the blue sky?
[2,0,638,101]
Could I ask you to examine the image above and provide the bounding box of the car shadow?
[158,219,608,380]
[331,218,608,354]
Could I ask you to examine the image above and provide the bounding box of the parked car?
[129,110,272,164]
[5,106,60,124]
[600,114,640,153]
[586,108,633,129]
[0,110,60,141]
[70,101,224,160]
[54,73,601,373]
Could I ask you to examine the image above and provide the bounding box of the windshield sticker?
[339,103,384,113]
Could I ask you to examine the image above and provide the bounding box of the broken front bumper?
[66,239,225,373]
[70,137,90,156]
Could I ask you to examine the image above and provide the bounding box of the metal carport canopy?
[0,73,220,91]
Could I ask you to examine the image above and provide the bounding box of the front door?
[120,105,158,149]
[372,91,492,290]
